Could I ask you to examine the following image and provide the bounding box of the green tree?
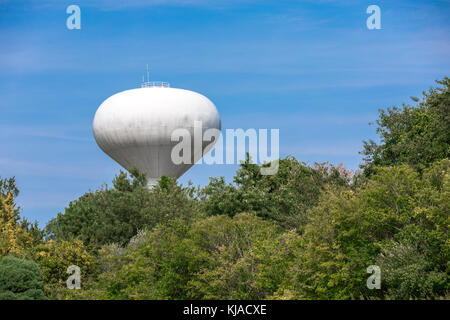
[362,77,450,174]
[199,155,352,231]
[187,214,301,299]
[46,170,196,251]
[376,242,448,299]
[287,160,449,299]
[0,255,45,300]
[72,214,302,300]
[68,218,194,300]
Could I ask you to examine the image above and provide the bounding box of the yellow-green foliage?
[0,185,33,258]
[1,78,448,300]
[286,160,449,299]
[72,214,302,300]
[30,239,97,299]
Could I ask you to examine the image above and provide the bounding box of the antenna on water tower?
[141,65,171,88]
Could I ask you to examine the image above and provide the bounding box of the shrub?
[0,255,45,300]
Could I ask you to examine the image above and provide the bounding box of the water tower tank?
[93,81,221,188]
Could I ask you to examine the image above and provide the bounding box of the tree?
[186,214,301,299]
[287,160,449,299]
[362,77,450,174]
[0,177,40,258]
[0,255,45,300]
[68,218,195,300]
[71,213,302,300]
[45,170,197,251]
[29,239,97,299]
[199,155,352,231]
[376,242,447,299]
[7,76,448,300]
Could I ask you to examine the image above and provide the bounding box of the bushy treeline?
[0,78,448,300]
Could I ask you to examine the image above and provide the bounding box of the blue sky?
[1,0,449,226]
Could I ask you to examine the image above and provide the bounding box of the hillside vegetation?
[0,78,448,300]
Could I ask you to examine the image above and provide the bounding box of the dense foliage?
[0,256,45,300]
[0,178,42,257]
[68,214,301,300]
[45,170,196,251]
[0,78,448,300]
[199,157,351,230]
[282,160,449,299]
[362,77,450,174]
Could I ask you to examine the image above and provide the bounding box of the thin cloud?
[2,0,258,11]
[0,157,114,179]
[0,125,92,142]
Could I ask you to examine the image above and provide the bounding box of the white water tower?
[93,70,221,188]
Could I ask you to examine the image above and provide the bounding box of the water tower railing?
[141,81,170,88]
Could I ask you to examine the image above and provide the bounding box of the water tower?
[93,69,221,188]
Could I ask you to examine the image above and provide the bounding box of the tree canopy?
[0,256,45,300]
[0,77,448,300]
[362,77,450,174]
